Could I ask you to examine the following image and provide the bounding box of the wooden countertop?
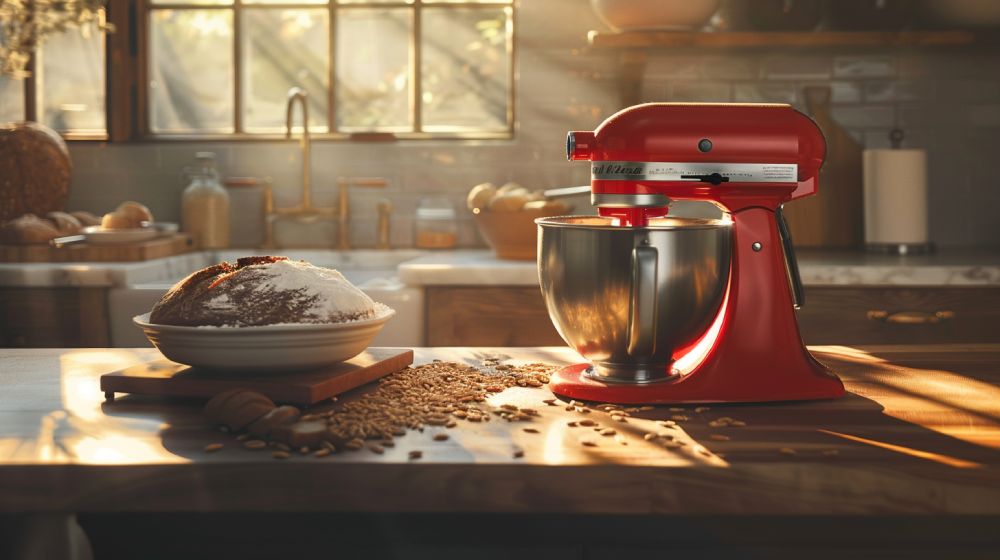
[1,345,998,515]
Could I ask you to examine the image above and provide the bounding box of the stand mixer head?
[538,103,845,404]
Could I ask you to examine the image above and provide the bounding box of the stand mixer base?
[551,362,845,405]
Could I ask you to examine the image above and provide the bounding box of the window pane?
[150,0,232,4]
[421,7,510,131]
[37,22,106,134]
[150,9,234,133]
[0,76,24,123]
[243,8,329,133]
[335,8,412,131]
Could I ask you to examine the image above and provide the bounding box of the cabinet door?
[426,287,564,347]
[0,288,110,347]
[797,287,1000,345]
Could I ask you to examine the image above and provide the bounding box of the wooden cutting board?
[0,233,193,262]
[100,347,414,405]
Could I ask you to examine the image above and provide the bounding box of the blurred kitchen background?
[3,0,999,248]
[4,0,1000,351]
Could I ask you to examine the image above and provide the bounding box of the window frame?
[8,9,113,142]
[133,0,517,142]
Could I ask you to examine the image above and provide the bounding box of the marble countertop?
[2,248,999,288]
[397,249,1000,287]
[0,253,207,288]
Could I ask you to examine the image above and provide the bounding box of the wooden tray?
[0,233,193,263]
[100,348,414,405]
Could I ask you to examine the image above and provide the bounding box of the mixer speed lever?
[681,173,729,185]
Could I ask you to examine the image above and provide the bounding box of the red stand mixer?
[537,103,845,403]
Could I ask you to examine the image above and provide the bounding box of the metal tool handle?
[776,206,805,309]
[50,235,86,248]
[627,244,658,357]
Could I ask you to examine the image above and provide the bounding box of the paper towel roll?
[863,149,928,245]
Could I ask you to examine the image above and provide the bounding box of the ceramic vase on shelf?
[590,0,721,32]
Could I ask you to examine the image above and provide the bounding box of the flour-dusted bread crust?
[149,256,379,327]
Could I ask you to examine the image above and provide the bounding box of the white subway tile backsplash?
[830,105,897,128]
[763,55,833,81]
[733,83,797,104]
[833,56,895,79]
[863,81,933,103]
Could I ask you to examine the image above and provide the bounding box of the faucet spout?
[285,87,311,210]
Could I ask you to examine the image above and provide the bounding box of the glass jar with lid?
[414,197,457,249]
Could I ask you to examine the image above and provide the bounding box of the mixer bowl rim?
[535,215,731,230]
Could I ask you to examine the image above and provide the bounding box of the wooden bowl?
[474,208,549,261]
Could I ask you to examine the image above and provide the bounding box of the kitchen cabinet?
[0,287,110,347]
[798,287,1000,345]
[425,285,1000,347]
[426,286,564,346]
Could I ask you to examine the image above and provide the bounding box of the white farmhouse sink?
[108,249,427,349]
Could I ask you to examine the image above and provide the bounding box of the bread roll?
[45,211,82,235]
[116,201,154,227]
[70,211,101,227]
[0,214,61,244]
[524,200,570,214]
[101,211,133,230]
[247,405,302,437]
[204,389,276,431]
[489,192,528,212]
[496,182,523,195]
[466,182,497,211]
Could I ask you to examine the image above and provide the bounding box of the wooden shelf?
[588,30,982,49]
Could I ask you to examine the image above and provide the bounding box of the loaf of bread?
[70,211,101,227]
[45,211,82,235]
[0,214,61,244]
[150,256,381,327]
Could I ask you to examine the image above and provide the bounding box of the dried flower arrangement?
[0,0,114,79]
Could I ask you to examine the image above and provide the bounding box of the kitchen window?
[0,18,108,140]
[143,0,515,139]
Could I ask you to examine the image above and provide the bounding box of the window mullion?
[233,0,243,133]
[329,0,336,134]
[24,56,38,122]
[412,0,421,133]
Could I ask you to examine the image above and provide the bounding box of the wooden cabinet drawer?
[0,288,110,347]
[426,287,564,347]
[797,287,1000,345]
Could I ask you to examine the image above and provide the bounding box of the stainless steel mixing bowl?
[537,216,732,383]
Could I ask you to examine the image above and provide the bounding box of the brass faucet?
[265,88,392,249]
[376,198,392,250]
[336,177,388,250]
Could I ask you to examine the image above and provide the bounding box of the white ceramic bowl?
[591,0,721,31]
[133,304,395,371]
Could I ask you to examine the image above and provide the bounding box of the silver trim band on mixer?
[592,193,672,208]
[592,161,799,183]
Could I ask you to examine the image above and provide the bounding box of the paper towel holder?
[865,128,936,256]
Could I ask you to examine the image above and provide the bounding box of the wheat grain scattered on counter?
[204,443,224,453]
